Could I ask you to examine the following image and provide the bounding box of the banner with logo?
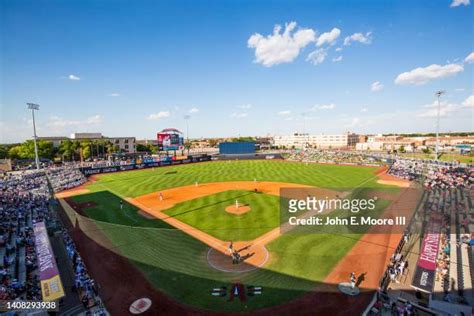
[33,222,65,301]
[411,218,442,293]
[79,155,211,176]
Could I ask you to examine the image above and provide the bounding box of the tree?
[147,144,158,153]
[0,145,12,159]
[8,146,21,159]
[79,141,92,160]
[399,145,406,153]
[59,139,75,161]
[106,141,120,155]
[208,139,219,147]
[231,137,255,142]
[136,144,148,152]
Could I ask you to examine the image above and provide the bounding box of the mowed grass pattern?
[69,160,389,311]
[87,221,321,311]
[71,191,173,229]
[163,190,280,240]
[86,160,381,197]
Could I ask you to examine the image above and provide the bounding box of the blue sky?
[1,0,473,143]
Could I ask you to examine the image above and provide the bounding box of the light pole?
[184,115,190,154]
[26,103,40,170]
[434,90,445,161]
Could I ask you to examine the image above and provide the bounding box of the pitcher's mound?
[225,205,251,215]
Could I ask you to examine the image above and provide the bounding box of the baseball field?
[57,160,416,314]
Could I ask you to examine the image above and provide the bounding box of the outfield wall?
[79,154,212,176]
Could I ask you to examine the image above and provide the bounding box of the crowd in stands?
[62,229,101,310]
[371,157,473,314]
[0,171,50,301]
[386,159,424,181]
[286,149,383,166]
[47,165,87,192]
[388,158,473,190]
[424,166,472,190]
[0,167,107,313]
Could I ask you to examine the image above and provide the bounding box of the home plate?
[129,298,152,314]
[338,282,360,296]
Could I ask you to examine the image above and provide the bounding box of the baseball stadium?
[1,133,473,315]
[50,142,421,315]
[2,1,473,315]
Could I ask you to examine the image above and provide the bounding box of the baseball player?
[119,200,123,210]
[350,272,356,291]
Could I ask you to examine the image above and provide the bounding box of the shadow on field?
[68,190,174,229]
[57,201,377,316]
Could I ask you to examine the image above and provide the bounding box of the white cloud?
[394,63,463,85]
[306,48,327,65]
[343,32,372,46]
[277,110,292,117]
[455,88,465,92]
[47,116,79,128]
[230,112,248,119]
[314,103,336,110]
[238,104,252,109]
[189,108,199,113]
[462,95,474,108]
[68,74,81,81]
[464,52,474,63]
[147,111,171,120]
[335,47,343,52]
[371,81,384,92]
[316,28,341,47]
[345,117,361,128]
[417,100,458,118]
[450,0,470,7]
[108,93,120,97]
[332,56,343,62]
[361,108,368,112]
[247,22,316,67]
[47,115,102,127]
[85,115,103,124]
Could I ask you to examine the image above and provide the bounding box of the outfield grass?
[68,160,393,311]
[163,190,280,240]
[86,160,381,197]
[71,191,173,229]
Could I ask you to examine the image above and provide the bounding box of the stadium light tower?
[27,103,41,169]
[184,115,190,142]
[184,114,190,153]
[434,90,445,161]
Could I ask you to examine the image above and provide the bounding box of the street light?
[434,90,445,161]
[26,103,40,169]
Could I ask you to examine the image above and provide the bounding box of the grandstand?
[366,160,473,315]
[0,168,107,314]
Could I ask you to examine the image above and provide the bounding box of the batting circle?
[207,245,269,273]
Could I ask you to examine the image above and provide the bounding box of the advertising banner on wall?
[79,155,211,175]
[33,222,65,301]
[411,217,442,293]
